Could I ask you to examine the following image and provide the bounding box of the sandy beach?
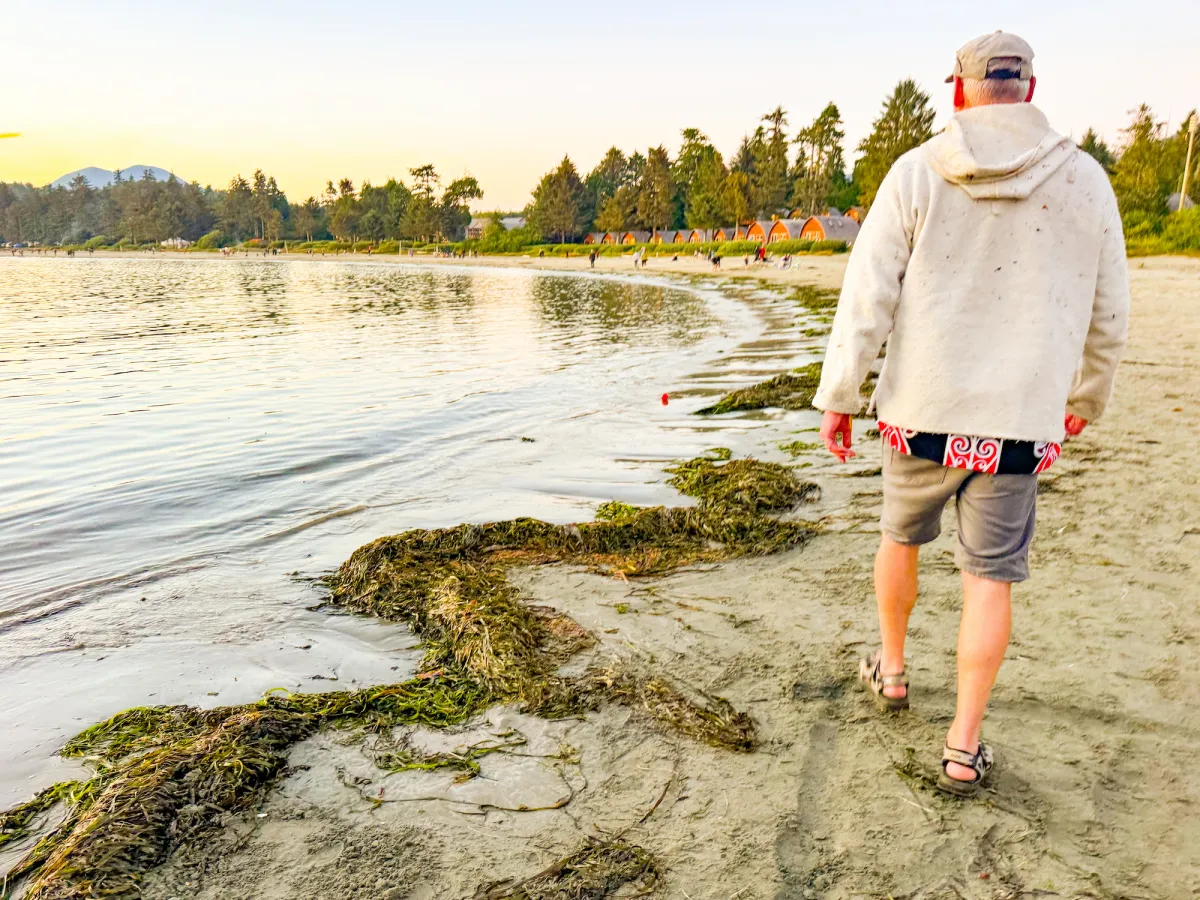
[6,252,1199,899]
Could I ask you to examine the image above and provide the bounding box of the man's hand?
[1064,414,1088,437]
[821,411,856,462]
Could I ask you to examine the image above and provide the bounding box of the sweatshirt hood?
[924,103,1074,200]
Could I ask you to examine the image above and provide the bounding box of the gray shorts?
[880,449,1037,583]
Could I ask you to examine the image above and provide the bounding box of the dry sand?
[35,253,1200,897]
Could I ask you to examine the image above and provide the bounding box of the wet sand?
[16,254,1200,898]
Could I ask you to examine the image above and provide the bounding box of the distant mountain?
[50,166,181,189]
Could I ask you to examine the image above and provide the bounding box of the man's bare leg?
[944,571,1012,781]
[875,536,920,699]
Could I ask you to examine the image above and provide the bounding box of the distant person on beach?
[588,250,596,269]
[813,31,1129,797]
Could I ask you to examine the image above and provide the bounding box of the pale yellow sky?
[3,1,1197,210]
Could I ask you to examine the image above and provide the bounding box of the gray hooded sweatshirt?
[814,102,1130,443]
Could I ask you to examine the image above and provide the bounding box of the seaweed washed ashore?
[1,452,817,899]
[693,284,868,417]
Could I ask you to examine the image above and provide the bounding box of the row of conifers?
[582,207,863,246]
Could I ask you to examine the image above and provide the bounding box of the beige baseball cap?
[945,31,1035,83]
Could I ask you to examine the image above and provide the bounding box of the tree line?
[523,84,1198,246]
[1,79,1196,250]
[0,164,480,248]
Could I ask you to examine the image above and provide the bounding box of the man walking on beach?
[813,32,1129,796]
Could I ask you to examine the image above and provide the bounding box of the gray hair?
[962,76,1030,106]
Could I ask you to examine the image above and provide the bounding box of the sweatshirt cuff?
[812,387,864,415]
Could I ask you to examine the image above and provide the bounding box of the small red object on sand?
[661,393,669,405]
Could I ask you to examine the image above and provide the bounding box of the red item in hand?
[661,393,669,405]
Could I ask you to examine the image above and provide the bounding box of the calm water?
[0,257,817,805]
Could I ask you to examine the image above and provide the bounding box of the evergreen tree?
[1111,105,1177,220]
[854,79,935,209]
[292,197,323,242]
[384,178,412,239]
[528,156,587,243]
[687,150,730,230]
[329,179,360,241]
[720,171,752,230]
[1079,128,1116,174]
[595,185,636,232]
[627,151,647,185]
[402,165,442,240]
[675,129,728,229]
[731,130,761,176]
[792,102,846,216]
[674,129,709,184]
[584,147,630,227]
[828,169,860,212]
[251,169,269,239]
[220,175,255,242]
[752,107,791,216]
[357,180,390,241]
[635,146,676,236]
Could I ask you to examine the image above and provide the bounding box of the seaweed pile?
[790,284,840,311]
[693,282,883,418]
[478,839,661,899]
[1,453,815,899]
[696,363,824,415]
[696,364,878,417]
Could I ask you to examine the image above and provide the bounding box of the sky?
[2,0,1197,211]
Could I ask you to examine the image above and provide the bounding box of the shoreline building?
[713,225,746,241]
[799,215,860,243]
[766,220,807,243]
[466,215,527,240]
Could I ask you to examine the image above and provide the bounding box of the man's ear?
[953,77,965,110]
[1026,76,1037,102]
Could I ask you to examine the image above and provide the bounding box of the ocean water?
[0,257,818,805]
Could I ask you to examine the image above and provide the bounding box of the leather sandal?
[937,743,994,798]
[858,650,909,712]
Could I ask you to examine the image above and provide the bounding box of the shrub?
[195,230,223,250]
[810,239,849,253]
[83,235,109,250]
[1125,236,1169,256]
[1161,208,1200,251]
[1121,209,1162,239]
[464,222,544,253]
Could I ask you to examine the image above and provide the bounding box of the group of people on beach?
[8,246,94,256]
